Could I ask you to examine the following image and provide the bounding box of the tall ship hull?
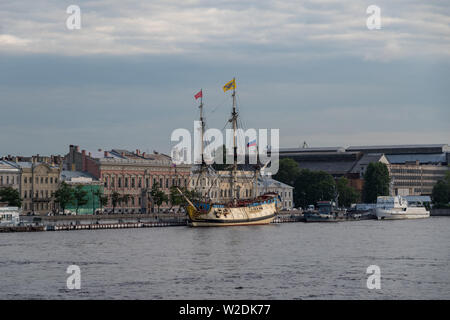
[187,193,279,227]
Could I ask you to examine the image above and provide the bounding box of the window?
[24,177,27,184]
[160,178,163,187]
[131,178,135,188]
[138,178,142,188]
[118,177,122,188]
[24,191,27,198]
[36,177,38,184]
[111,177,115,188]
[50,177,53,184]
[146,178,149,188]
[165,178,169,188]
[40,177,43,184]
[125,178,129,188]
[45,177,48,184]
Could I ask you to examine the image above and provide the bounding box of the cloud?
[0,0,449,61]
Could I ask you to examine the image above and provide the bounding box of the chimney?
[76,145,80,152]
[82,150,86,156]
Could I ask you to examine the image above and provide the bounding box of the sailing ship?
[177,79,281,227]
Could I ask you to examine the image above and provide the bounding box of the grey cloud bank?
[0,0,449,155]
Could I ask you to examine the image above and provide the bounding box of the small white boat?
[375,196,430,220]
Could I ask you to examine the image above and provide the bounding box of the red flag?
[194,90,202,100]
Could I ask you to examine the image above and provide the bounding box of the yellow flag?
[223,79,236,92]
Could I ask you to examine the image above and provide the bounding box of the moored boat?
[178,79,281,227]
[303,201,344,222]
[375,196,430,220]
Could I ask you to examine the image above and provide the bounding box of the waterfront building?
[0,158,62,215]
[280,144,449,197]
[349,144,449,196]
[65,145,191,213]
[258,176,294,210]
[60,171,104,215]
[17,161,61,215]
[0,160,21,191]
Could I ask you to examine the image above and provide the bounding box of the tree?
[150,183,168,212]
[336,177,360,207]
[111,191,121,214]
[169,186,183,210]
[73,185,88,214]
[293,169,336,208]
[54,182,74,214]
[362,162,390,203]
[273,158,300,186]
[120,194,131,212]
[432,179,450,207]
[0,187,22,207]
[94,189,108,213]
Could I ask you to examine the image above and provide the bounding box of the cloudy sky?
[0,0,449,156]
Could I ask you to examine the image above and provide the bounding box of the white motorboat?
[375,196,430,220]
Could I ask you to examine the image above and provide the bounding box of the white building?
[257,176,294,210]
[0,207,20,226]
[0,160,21,191]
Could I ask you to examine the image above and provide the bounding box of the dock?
[0,211,307,233]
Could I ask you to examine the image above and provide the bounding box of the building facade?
[65,145,191,213]
[0,160,21,191]
[18,162,61,214]
[280,144,449,197]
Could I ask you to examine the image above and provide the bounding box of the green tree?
[362,162,390,203]
[174,187,202,211]
[150,183,168,212]
[120,194,131,211]
[73,185,88,214]
[0,187,22,207]
[432,180,450,207]
[169,186,183,210]
[336,177,360,207]
[293,169,336,208]
[93,189,108,213]
[111,191,121,214]
[54,182,74,214]
[273,158,300,186]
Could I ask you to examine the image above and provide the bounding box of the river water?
[0,217,449,299]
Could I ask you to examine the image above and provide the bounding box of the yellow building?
[18,162,61,215]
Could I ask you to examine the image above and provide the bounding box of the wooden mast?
[231,78,238,205]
